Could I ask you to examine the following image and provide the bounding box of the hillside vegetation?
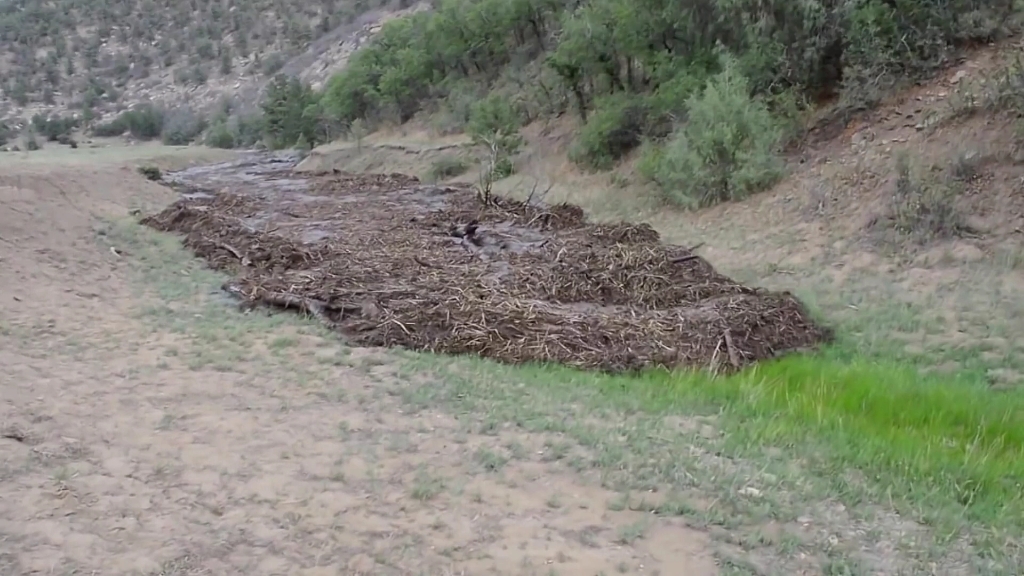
[4,0,1020,176]
[287,0,1013,206]
[0,0,418,148]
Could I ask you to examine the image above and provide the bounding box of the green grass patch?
[662,358,1024,523]
[405,352,1024,535]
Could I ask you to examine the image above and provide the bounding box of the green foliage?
[467,94,523,157]
[8,78,29,106]
[0,121,10,147]
[90,104,207,145]
[639,60,785,208]
[25,132,41,151]
[137,165,163,181]
[261,75,322,150]
[161,107,208,146]
[205,123,236,149]
[312,0,1017,171]
[228,113,265,148]
[92,105,165,140]
[569,93,649,171]
[261,53,287,76]
[889,152,966,239]
[31,113,80,142]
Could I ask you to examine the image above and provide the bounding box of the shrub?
[161,107,207,145]
[467,94,523,158]
[427,156,470,182]
[429,82,485,136]
[889,152,965,239]
[31,113,79,142]
[205,123,236,149]
[92,105,165,140]
[468,94,524,180]
[229,114,265,148]
[261,53,287,75]
[570,93,650,171]
[25,133,40,151]
[138,166,163,181]
[640,59,785,209]
[262,75,321,149]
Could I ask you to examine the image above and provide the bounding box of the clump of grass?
[948,59,1024,121]
[949,149,982,182]
[426,155,469,182]
[473,447,508,472]
[138,165,163,181]
[888,152,965,240]
[410,468,445,501]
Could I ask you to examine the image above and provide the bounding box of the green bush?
[230,114,265,148]
[138,166,163,181]
[467,94,524,179]
[31,113,80,142]
[429,81,486,135]
[569,93,650,171]
[92,105,165,140]
[467,94,523,156]
[640,59,785,209]
[262,75,322,150]
[889,152,965,239]
[205,123,236,149]
[161,107,208,146]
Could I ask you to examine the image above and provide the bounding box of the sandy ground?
[0,153,717,574]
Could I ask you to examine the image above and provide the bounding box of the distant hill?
[0,0,420,140]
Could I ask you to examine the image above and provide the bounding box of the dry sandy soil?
[0,149,722,575]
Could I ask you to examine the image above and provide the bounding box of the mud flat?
[143,153,831,373]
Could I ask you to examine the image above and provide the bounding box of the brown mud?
[143,153,831,373]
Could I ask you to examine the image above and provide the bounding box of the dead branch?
[213,240,245,262]
[413,256,440,269]
[670,255,702,264]
[723,330,740,369]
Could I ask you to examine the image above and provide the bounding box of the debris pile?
[143,166,831,373]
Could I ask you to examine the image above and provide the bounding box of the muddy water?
[165,151,536,252]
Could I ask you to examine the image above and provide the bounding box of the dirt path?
[0,158,717,574]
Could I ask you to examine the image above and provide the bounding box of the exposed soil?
[0,153,721,575]
[142,154,831,373]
